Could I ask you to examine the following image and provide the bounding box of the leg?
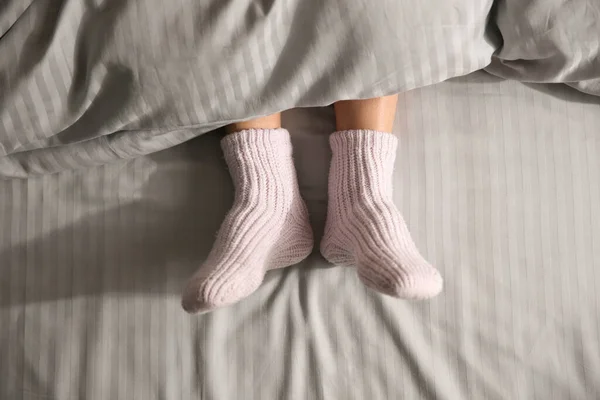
[321,95,443,299]
[334,95,398,132]
[226,113,281,133]
[182,113,313,313]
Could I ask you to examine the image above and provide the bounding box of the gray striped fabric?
[0,0,495,177]
[1,71,599,399]
[485,0,600,96]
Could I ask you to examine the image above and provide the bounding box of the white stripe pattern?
[1,0,495,177]
[1,72,599,399]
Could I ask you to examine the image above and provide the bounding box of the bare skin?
[334,94,399,132]
[226,113,281,133]
[226,94,399,133]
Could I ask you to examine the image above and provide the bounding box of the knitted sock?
[321,130,443,300]
[181,129,313,313]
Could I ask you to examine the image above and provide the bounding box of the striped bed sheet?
[1,71,599,399]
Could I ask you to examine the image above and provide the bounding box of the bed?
[2,70,599,399]
[2,0,600,399]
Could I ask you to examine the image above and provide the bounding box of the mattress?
[1,71,599,399]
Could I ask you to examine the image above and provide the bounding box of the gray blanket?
[0,0,495,177]
[2,0,598,178]
[486,0,600,95]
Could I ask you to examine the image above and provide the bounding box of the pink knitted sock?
[321,130,443,300]
[181,129,313,313]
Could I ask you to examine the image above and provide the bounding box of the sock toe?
[358,263,443,300]
[393,269,443,300]
[181,266,264,314]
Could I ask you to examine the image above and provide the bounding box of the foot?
[320,130,443,300]
[181,129,313,313]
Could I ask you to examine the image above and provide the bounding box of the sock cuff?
[220,128,298,191]
[221,128,293,165]
[222,128,291,152]
[330,129,398,161]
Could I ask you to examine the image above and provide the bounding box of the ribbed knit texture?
[321,130,443,299]
[181,129,313,313]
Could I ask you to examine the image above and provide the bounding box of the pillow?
[485,0,600,96]
[0,0,495,177]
